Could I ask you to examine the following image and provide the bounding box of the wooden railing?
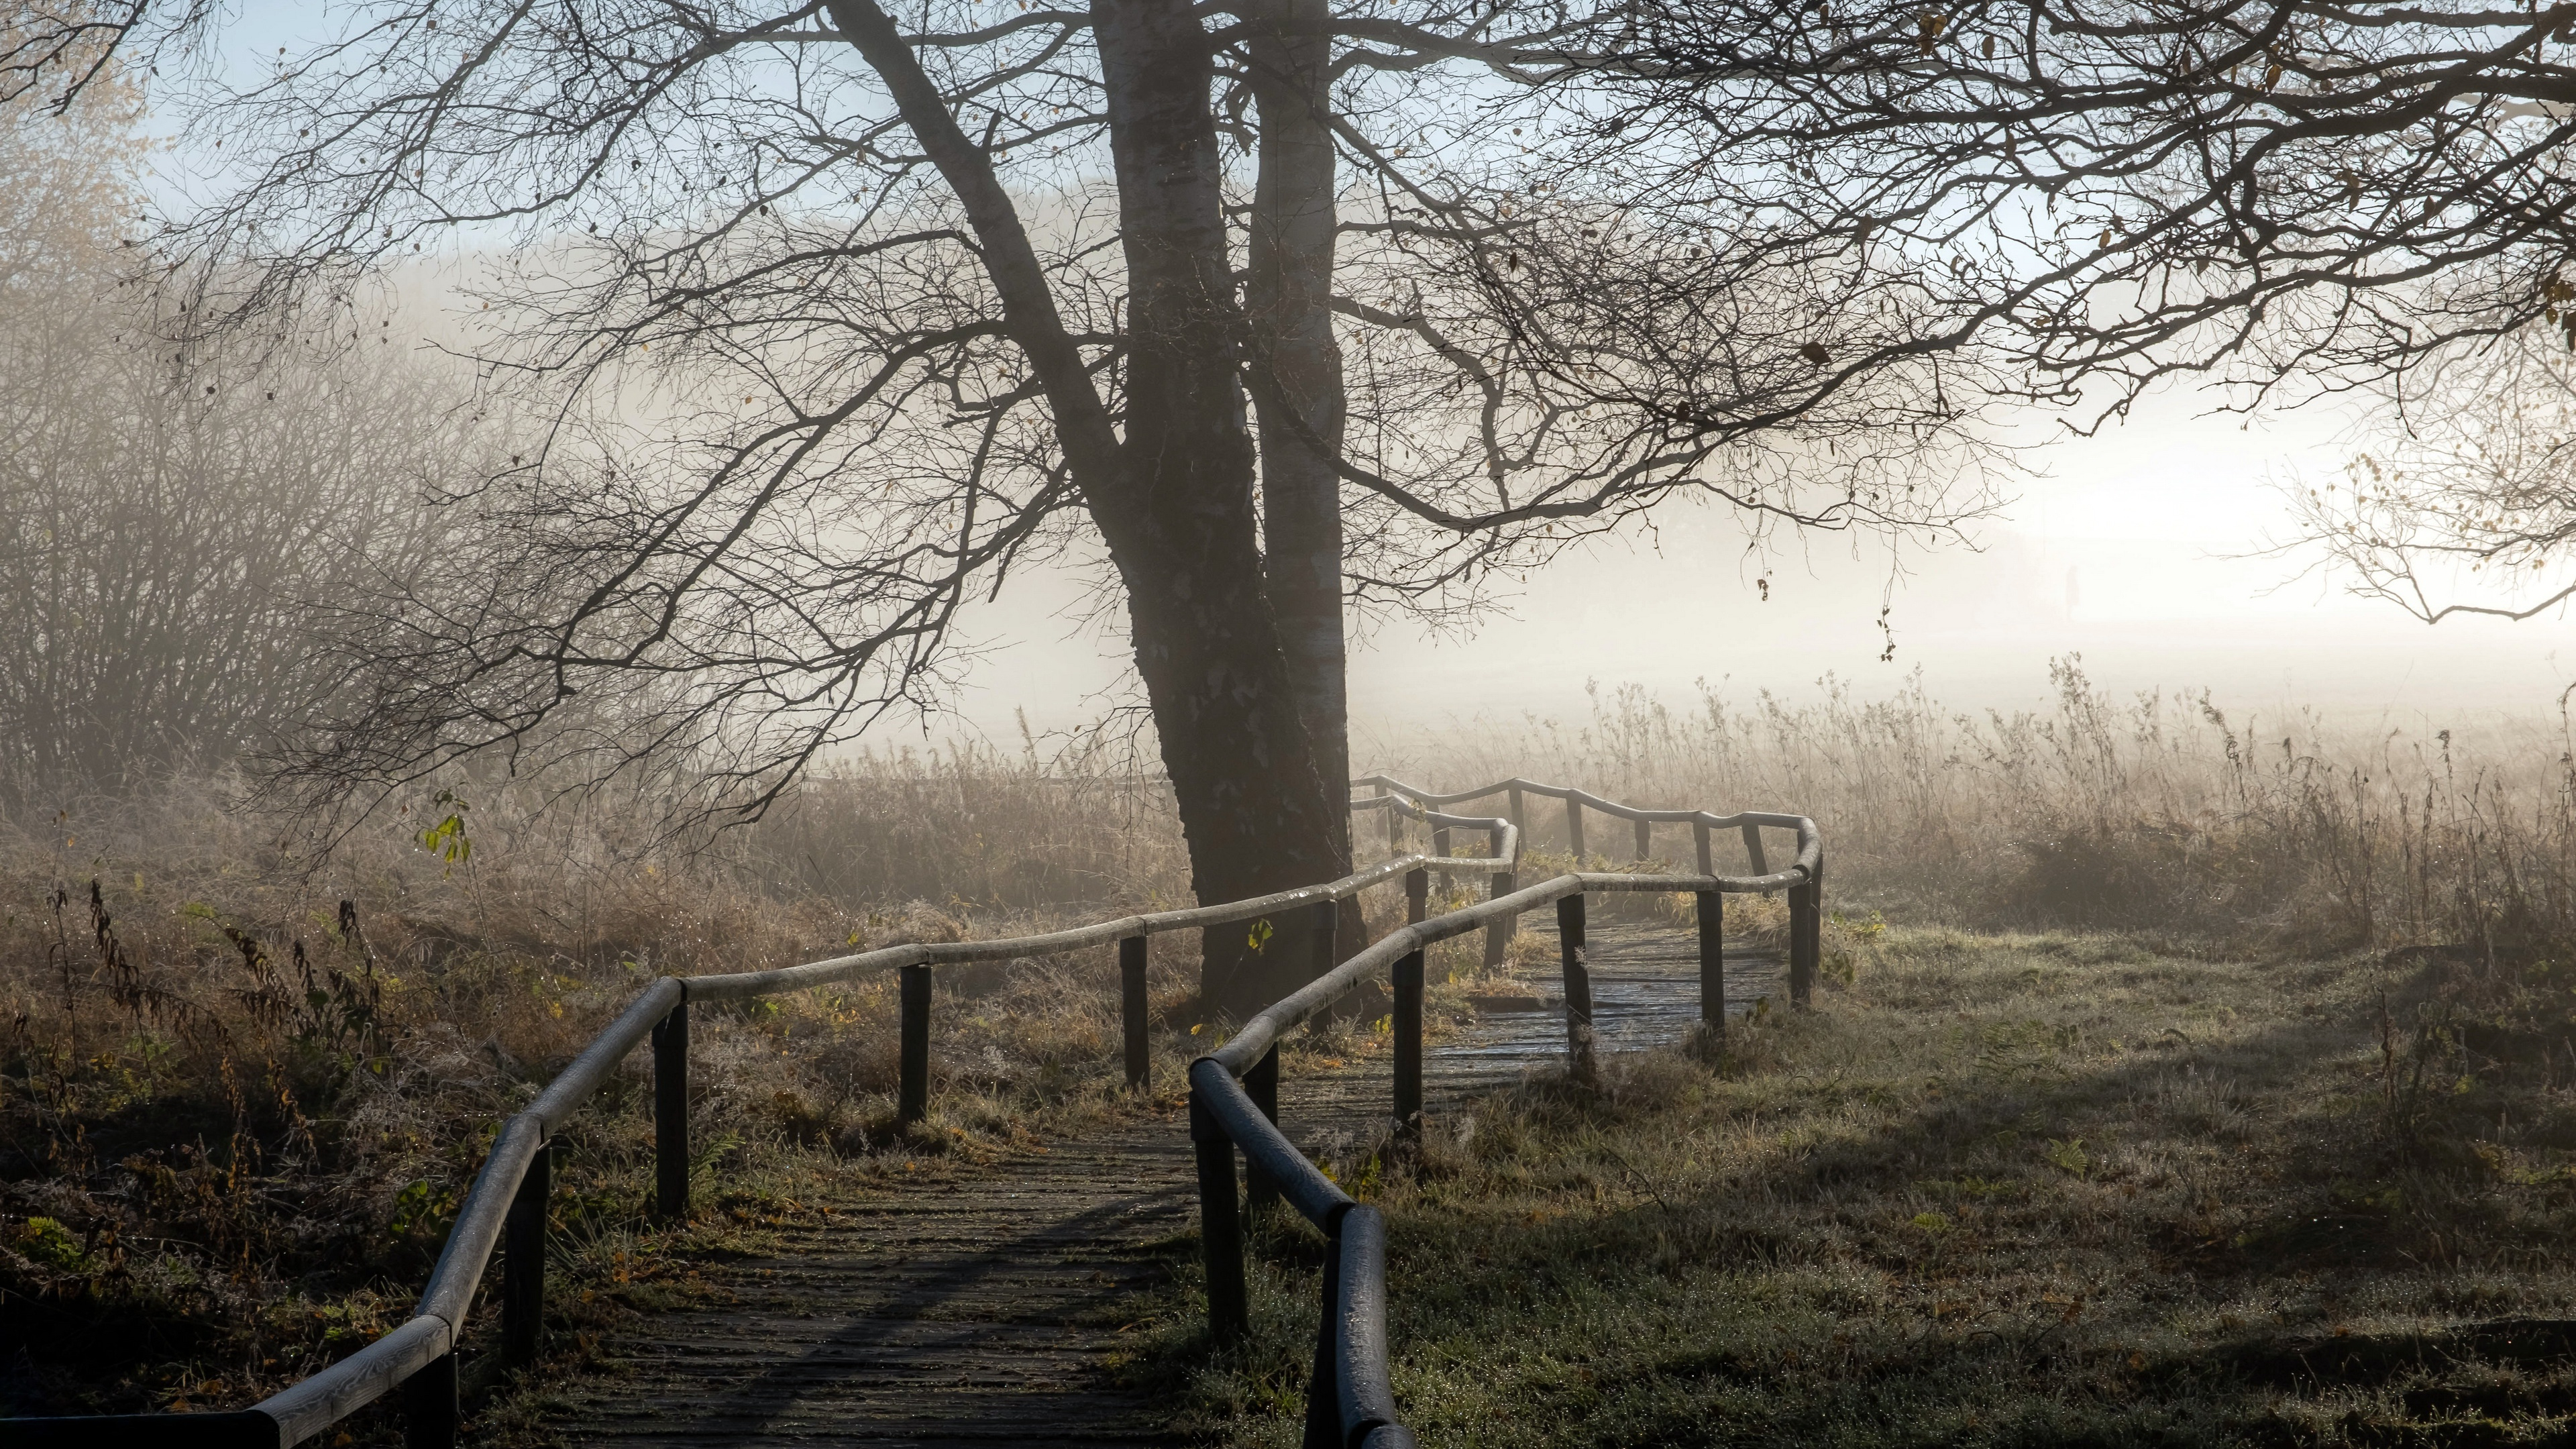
[1199,777,1820,1449]
[0,776,1820,1449]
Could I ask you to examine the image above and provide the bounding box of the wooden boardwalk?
[535,921,1782,1445]
[545,1128,1192,1446]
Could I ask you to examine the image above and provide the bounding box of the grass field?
[11,664,2576,1430]
[1132,923,2576,1447]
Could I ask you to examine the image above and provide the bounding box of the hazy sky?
[945,382,2576,746]
[176,5,2576,751]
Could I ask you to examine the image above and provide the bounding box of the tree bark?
[833,0,1345,1018]
[1089,0,1342,1015]
[1244,0,1360,955]
[1245,0,1349,816]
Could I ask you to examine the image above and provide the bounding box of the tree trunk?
[1245,0,1350,818]
[837,0,1348,1020]
[1245,0,1363,957]
[1089,0,1344,1017]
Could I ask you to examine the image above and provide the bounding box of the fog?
[153,6,2576,763]
[934,380,2576,751]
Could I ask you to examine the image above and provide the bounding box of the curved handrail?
[1185,860,1823,1443]
[255,852,1507,1446]
[1185,777,1821,1447]
[0,773,1819,1449]
[1356,771,1822,888]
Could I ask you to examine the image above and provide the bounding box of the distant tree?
[2290,329,2576,624]
[0,80,464,805]
[168,0,1997,1014]
[0,1,185,115]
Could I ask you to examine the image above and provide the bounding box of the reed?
[9,661,2571,1419]
[1385,658,2576,961]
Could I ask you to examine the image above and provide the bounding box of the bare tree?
[168,0,1998,1013]
[0,83,464,805]
[1,0,209,115]
[2289,319,2576,623]
[1581,0,2576,437]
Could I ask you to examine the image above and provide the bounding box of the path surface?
[538,919,1779,1446]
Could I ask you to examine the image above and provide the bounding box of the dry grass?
[1132,925,2576,1447]
[0,749,1208,1419]
[13,661,2576,1435]
[1384,659,2576,961]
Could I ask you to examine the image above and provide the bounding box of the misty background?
[72,5,2561,781]
[942,387,2576,749]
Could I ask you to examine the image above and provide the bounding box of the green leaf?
[15,1216,88,1270]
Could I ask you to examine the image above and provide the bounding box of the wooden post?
[1741,822,1769,875]
[503,1139,551,1367]
[1697,890,1724,1045]
[1564,797,1585,861]
[1120,935,1150,1092]
[1507,785,1523,835]
[1405,866,1428,925]
[1244,1045,1280,1218]
[1386,796,1403,853]
[1191,1090,1249,1344]
[1394,949,1424,1144]
[1801,851,1827,1004]
[899,963,931,1124]
[401,1349,458,1449]
[1633,816,1652,863]
[1789,879,1816,1008]
[1694,821,1714,877]
[1432,822,1451,860]
[1556,893,1595,1083]
[651,997,689,1222]
[1484,824,1513,969]
[1301,1225,1344,1449]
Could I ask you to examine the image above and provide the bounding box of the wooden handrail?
[0,774,1821,1449]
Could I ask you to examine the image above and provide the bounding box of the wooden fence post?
[1244,1046,1280,1218]
[1120,935,1150,1092]
[503,1140,551,1367]
[899,963,931,1123]
[1485,824,1513,969]
[1789,880,1816,1008]
[1556,893,1595,1083]
[1191,1090,1248,1344]
[652,997,689,1222]
[401,1350,458,1449]
[1301,1226,1345,1449]
[1394,949,1424,1146]
[1564,797,1585,861]
[1633,816,1652,863]
[1697,890,1724,1049]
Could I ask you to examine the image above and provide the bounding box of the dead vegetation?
[1138,927,2576,1447]
[11,663,2576,1436]
[0,749,1214,1419]
[1112,666,2576,1445]
[1397,659,2576,962]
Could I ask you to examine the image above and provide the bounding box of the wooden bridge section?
[3,776,1821,1449]
[534,920,1785,1446]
